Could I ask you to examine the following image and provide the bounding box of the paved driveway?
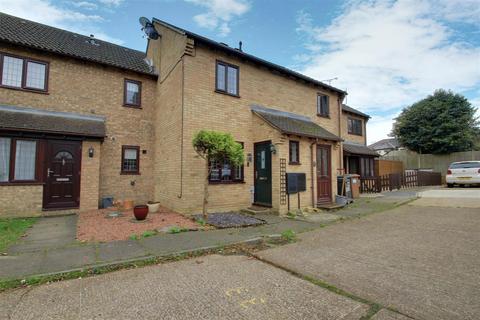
[257,205,480,319]
[1,255,368,320]
[412,188,480,208]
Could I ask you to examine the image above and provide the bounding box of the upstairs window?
[0,137,38,183]
[124,79,142,107]
[289,141,300,164]
[348,118,363,136]
[216,61,239,96]
[0,53,48,92]
[317,94,329,117]
[121,146,140,174]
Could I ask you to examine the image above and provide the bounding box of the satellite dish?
[139,17,159,40]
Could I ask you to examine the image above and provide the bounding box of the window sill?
[215,90,240,98]
[317,114,330,119]
[0,85,48,94]
[0,181,44,186]
[123,104,142,109]
[120,172,141,175]
[348,132,363,136]
[209,180,245,185]
[289,162,302,166]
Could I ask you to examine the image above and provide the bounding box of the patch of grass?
[168,226,188,234]
[286,211,296,219]
[0,217,37,252]
[142,230,156,238]
[129,234,139,241]
[280,229,296,242]
[196,218,207,226]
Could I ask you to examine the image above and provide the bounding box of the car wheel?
[447,183,453,188]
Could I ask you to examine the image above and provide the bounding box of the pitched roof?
[343,141,378,156]
[0,12,155,76]
[342,104,370,119]
[152,18,347,97]
[0,105,106,138]
[251,105,342,142]
[369,138,400,150]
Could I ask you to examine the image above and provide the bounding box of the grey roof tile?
[343,141,378,156]
[0,12,154,75]
[342,104,370,118]
[251,105,342,142]
[0,105,106,138]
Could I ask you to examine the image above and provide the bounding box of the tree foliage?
[193,130,244,218]
[392,89,479,154]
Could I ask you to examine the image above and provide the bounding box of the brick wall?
[0,44,157,216]
[0,185,43,217]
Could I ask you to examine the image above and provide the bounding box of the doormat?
[194,213,266,228]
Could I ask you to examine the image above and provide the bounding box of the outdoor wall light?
[247,153,253,164]
[88,146,94,158]
[270,144,277,154]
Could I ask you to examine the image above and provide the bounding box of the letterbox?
[286,173,306,194]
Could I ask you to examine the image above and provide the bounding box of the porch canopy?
[0,105,106,139]
[251,105,342,141]
[343,141,378,156]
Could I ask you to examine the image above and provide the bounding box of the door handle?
[47,168,54,177]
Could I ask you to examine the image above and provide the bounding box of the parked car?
[446,161,480,187]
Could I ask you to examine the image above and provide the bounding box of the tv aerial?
[139,17,159,40]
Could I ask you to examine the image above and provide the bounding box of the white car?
[446,161,480,187]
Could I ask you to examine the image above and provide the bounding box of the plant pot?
[147,202,160,213]
[123,200,134,211]
[133,205,149,220]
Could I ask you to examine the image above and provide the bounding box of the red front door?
[316,144,332,204]
[43,140,81,210]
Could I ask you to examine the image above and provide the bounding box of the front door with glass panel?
[254,141,272,206]
[43,140,81,209]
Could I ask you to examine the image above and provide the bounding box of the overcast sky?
[1,0,479,144]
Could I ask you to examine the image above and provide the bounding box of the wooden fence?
[360,171,442,193]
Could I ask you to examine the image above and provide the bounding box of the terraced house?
[0,13,376,217]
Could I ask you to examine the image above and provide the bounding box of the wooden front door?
[316,144,332,204]
[254,141,272,206]
[43,140,81,210]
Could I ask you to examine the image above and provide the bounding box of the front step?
[316,202,345,211]
[241,205,274,215]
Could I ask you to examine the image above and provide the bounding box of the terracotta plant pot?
[123,200,134,211]
[133,205,149,220]
[147,202,160,213]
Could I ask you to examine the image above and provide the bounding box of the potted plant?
[133,205,149,220]
[147,201,160,213]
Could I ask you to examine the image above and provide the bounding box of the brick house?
[0,13,374,217]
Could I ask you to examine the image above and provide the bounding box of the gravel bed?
[194,212,266,228]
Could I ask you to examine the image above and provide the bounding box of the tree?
[193,130,244,219]
[392,89,479,154]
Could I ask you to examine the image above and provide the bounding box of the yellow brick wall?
[166,44,343,214]
[0,185,43,217]
[0,44,157,215]
[342,112,367,145]
[80,140,101,211]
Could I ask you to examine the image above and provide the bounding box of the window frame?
[348,117,363,136]
[121,145,140,175]
[123,79,142,108]
[215,60,240,97]
[208,142,244,184]
[317,94,330,118]
[289,140,300,165]
[0,52,49,93]
[0,137,41,185]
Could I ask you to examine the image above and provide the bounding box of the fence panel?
[360,170,441,193]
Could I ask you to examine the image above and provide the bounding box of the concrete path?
[413,188,480,208]
[7,215,78,254]
[257,205,480,320]
[0,255,369,320]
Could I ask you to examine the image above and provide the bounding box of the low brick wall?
[0,185,43,217]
